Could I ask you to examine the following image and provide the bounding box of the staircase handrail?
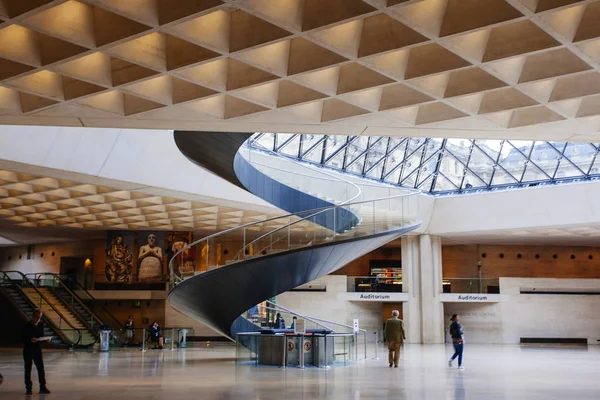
[169,136,420,285]
[170,189,419,285]
[256,304,334,332]
[241,147,364,203]
[232,145,364,261]
[0,271,84,346]
[233,141,362,260]
[265,300,367,333]
[27,273,114,332]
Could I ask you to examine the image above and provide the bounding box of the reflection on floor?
[0,344,599,399]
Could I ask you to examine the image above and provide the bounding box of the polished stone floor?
[0,343,599,399]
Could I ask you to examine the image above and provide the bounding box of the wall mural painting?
[137,232,165,283]
[105,232,134,283]
[166,232,197,279]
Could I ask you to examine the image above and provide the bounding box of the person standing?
[147,321,164,349]
[274,313,286,329]
[22,308,51,395]
[448,314,465,370]
[124,316,134,345]
[384,310,406,368]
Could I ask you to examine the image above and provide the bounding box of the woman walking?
[448,314,465,370]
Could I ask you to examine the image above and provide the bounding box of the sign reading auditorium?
[340,292,409,302]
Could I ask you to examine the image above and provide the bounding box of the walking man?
[22,308,51,395]
[384,310,406,368]
[448,314,465,370]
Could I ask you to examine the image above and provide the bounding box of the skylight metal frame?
[248,133,600,195]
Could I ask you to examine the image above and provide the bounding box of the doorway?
[60,257,93,289]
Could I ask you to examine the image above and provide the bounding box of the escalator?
[29,273,122,331]
[0,271,93,347]
[169,132,422,341]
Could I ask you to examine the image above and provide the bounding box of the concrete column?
[402,234,444,344]
[401,235,421,344]
[420,235,444,344]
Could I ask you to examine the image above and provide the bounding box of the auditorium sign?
[340,292,409,302]
[440,293,507,303]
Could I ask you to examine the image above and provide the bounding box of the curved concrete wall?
[233,151,360,233]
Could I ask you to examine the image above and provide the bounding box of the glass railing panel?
[240,145,361,206]
[60,329,82,346]
[170,192,420,286]
[2,271,25,282]
[138,327,195,351]
[243,307,328,332]
[347,277,403,293]
[442,278,500,294]
[333,335,351,365]
[43,274,107,331]
[236,333,258,365]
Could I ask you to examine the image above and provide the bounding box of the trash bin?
[179,329,189,348]
[99,330,111,352]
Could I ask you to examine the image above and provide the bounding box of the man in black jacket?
[22,308,51,395]
[448,314,465,370]
[147,321,164,349]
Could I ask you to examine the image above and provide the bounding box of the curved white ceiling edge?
[0,125,275,212]
[427,180,600,236]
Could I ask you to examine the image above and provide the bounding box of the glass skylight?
[249,134,600,195]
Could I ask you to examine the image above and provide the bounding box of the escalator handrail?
[27,273,109,332]
[57,274,123,329]
[0,271,84,346]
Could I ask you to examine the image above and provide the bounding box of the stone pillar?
[420,235,444,344]
[401,235,421,343]
[402,234,444,344]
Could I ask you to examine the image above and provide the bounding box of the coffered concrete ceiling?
[0,0,600,140]
[0,169,285,231]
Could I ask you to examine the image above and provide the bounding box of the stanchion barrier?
[170,329,175,351]
[363,330,367,360]
[141,328,146,352]
[297,335,305,369]
[321,334,330,369]
[281,335,287,368]
[372,331,379,360]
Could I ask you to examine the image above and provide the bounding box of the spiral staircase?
[168,132,421,341]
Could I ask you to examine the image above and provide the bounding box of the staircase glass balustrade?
[169,136,421,350]
[245,307,331,332]
[239,144,362,204]
[170,191,419,285]
[238,143,412,209]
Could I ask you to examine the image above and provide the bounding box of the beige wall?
[276,275,384,335]
[102,299,166,328]
[443,244,600,279]
[328,242,600,280]
[443,278,600,344]
[0,240,104,276]
[164,307,220,338]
